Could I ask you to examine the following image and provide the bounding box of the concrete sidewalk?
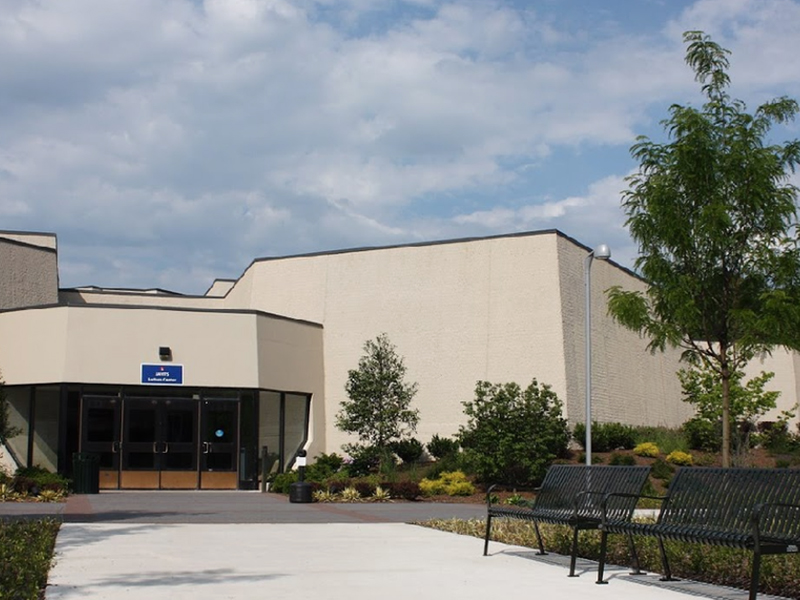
[0,492,780,600]
[45,522,763,600]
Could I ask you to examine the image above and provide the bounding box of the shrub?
[340,487,362,502]
[382,480,421,501]
[577,453,604,465]
[419,471,475,497]
[345,445,382,477]
[683,417,722,452]
[633,426,689,454]
[446,481,475,496]
[313,489,337,502]
[370,486,392,502]
[459,379,569,486]
[0,518,60,600]
[419,477,446,496]
[353,480,375,498]
[503,493,529,506]
[269,472,298,494]
[14,466,70,495]
[306,453,345,481]
[608,453,636,466]
[651,458,675,481]
[425,453,467,479]
[574,422,637,452]
[427,434,460,460]
[633,442,660,458]
[390,438,425,464]
[666,450,693,466]
[759,421,800,454]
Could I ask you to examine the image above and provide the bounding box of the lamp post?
[584,244,611,466]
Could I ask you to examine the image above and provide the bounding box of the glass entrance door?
[81,396,121,489]
[120,398,199,489]
[200,399,239,489]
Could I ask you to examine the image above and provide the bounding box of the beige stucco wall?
[744,349,800,427]
[0,303,321,391]
[220,232,696,455]
[0,236,59,310]
[555,236,691,428]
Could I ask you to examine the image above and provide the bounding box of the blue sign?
[141,363,184,385]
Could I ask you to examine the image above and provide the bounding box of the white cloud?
[0,0,798,292]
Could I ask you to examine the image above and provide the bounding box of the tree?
[457,379,569,487]
[607,31,800,467]
[335,333,419,470]
[679,363,784,463]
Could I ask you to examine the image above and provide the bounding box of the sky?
[2,0,800,295]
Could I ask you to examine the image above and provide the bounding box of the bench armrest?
[486,484,498,506]
[600,491,667,524]
[751,501,800,539]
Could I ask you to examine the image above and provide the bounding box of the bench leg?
[483,514,492,556]
[749,549,762,600]
[596,530,609,584]
[533,521,547,556]
[658,538,678,582]
[627,533,645,575]
[568,527,579,577]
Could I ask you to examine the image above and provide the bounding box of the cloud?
[0,0,798,292]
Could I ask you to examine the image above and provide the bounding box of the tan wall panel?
[1,306,321,392]
[237,234,572,454]
[556,237,690,428]
[745,349,800,428]
[256,316,325,458]
[60,308,260,387]
[0,309,69,382]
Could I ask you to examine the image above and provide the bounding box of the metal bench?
[597,467,800,600]
[484,464,651,577]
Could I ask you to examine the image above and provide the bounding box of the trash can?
[289,481,313,503]
[72,452,100,494]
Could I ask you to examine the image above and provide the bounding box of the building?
[1,229,798,489]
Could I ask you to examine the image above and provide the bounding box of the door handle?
[162,442,169,454]
[112,441,120,454]
[202,442,211,454]
[153,441,159,453]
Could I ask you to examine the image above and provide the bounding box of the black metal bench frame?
[484,464,651,577]
[597,467,800,600]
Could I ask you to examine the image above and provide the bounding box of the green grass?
[420,518,800,599]
[0,518,61,600]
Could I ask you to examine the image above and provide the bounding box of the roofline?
[203,279,238,297]
[65,286,187,297]
[234,227,641,283]
[248,229,564,266]
[0,229,57,238]
[0,301,323,329]
[0,235,58,255]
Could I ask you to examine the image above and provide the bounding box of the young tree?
[335,333,419,470]
[458,379,569,487]
[679,363,784,464]
[607,31,800,467]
